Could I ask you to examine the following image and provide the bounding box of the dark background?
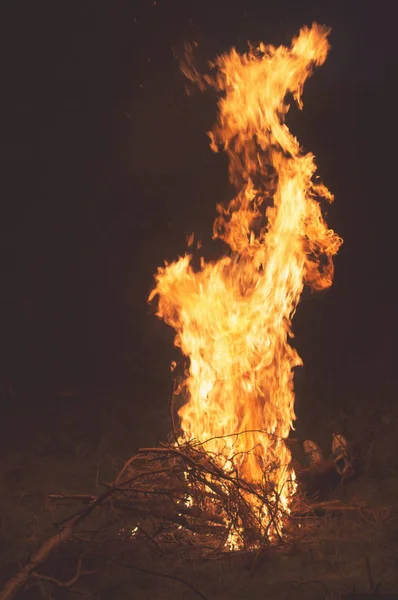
[1,0,397,447]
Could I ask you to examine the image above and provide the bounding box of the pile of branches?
[101,438,292,555]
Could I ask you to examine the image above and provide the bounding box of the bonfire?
[147,21,342,546]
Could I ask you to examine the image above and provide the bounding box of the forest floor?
[1,382,398,600]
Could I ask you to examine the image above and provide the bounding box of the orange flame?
[149,24,342,537]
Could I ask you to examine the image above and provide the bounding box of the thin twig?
[33,558,95,588]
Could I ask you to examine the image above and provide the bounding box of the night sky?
[1,1,397,436]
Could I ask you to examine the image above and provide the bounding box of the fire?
[149,24,342,539]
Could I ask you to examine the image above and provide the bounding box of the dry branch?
[0,514,80,600]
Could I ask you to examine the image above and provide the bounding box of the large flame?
[149,24,342,534]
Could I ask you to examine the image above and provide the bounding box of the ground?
[1,381,398,600]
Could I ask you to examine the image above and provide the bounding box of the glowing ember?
[149,24,342,539]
